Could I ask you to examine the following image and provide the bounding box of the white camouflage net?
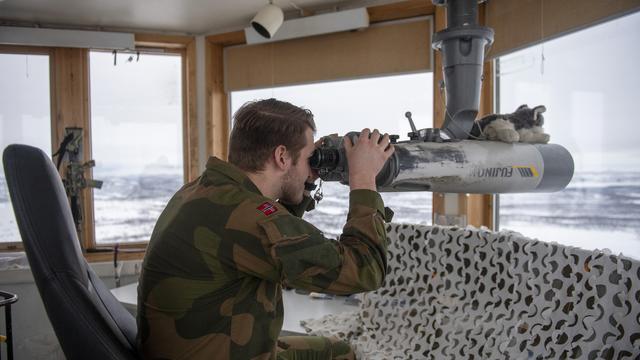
[302,224,640,359]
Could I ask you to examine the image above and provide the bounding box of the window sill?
[0,243,147,263]
[0,253,142,284]
[84,250,146,263]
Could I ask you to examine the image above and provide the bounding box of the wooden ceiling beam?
[134,33,194,49]
[205,31,246,47]
[368,0,436,23]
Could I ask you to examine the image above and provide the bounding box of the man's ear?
[273,145,291,171]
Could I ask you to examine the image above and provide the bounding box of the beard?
[280,168,304,204]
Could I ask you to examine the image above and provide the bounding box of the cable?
[438,83,486,140]
[289,1,305,16]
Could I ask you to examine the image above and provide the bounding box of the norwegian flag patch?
[257,202,278,216]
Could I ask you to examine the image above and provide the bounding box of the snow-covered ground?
[500,222,640,260]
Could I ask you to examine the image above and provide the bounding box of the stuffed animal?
[471,104,550,143]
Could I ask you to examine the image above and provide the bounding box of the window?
[0,52,52,244]
[496,12,640,259]
[231,73,433,237]
[90,51,184,244]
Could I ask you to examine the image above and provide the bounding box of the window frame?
[86,35,197,262]
[0,35,197,262]
[0,45,55,251]
[86,47,187,256]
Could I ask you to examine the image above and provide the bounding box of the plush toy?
[472,104,550,143]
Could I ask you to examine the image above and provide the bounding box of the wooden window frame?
[86,34,197,262]
[0,45,56,251]
[432,5,495,230]
[0,35,197,262]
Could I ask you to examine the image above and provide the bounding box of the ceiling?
[0,0,403,35]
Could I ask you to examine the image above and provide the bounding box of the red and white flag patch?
[257,202,278,216]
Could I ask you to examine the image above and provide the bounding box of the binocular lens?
[309,148,340,170]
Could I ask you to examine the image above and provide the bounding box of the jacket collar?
[204,157,262,195]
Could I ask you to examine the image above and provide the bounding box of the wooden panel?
[466,59,494,229]
[478,48,494,118]
[206,42,230,160]
[225,19,432,91]
[486,0,541,57]
[466,194,493,228]
[488,0,640,57]
[184,40,199,181]
[50,47,95,251]
[432,8,446,129]
[85,249,146,262]
[466,5,495,230]
[0,45,51,55]
[206,31,246,47]
[368,0,435,23]
[134,33,193,49]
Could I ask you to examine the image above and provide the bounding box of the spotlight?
[251,2,284,39]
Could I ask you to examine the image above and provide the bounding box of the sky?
[0,51,184,176]
[0,54,52,153]
[231,72,434,142]
[89,51,184,175]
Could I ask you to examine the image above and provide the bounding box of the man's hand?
[344,129,394,191]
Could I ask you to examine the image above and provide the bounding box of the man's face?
[280,127,315,204]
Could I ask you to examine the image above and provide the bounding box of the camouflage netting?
[302,224,640,359]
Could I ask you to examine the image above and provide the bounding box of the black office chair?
[2,144,139,360]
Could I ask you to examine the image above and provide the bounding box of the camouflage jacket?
[137,157,390,360]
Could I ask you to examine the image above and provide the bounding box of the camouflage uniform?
[137,157,390,360]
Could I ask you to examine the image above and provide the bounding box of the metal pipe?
[432,0,494,140]
[447,0,478,27]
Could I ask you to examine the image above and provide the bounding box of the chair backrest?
[2,144,139,360]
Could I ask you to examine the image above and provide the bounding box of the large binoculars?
[309,132,574,194]
[309,132,398,188]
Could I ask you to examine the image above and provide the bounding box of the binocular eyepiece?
[309,148,340,171]
[309,133,399,186]
[308,135,350,183]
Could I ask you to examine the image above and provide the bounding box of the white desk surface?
[110,282,357,334]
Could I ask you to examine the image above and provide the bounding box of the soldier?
[137,98,394,359]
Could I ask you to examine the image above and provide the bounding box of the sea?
[1,171,639,259]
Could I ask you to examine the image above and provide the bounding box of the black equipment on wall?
[52,127,103,243]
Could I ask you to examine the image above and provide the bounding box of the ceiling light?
[251,2,284,39]
[245,7,370,45]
